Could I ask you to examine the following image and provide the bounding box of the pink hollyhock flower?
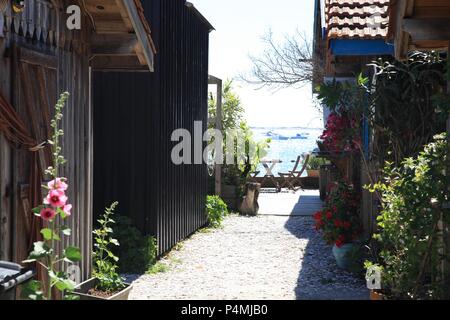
[62,204,72,217]
[48,178,68,191]
[44,190,68,208]
[40,208,56,221]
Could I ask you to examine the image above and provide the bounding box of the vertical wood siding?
[0,0,93,280]
[93,0,209,255]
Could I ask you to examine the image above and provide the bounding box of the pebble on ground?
[125,215,369,300]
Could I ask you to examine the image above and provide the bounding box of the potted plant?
[306,154,327,178]
[313,181,362,270]
[74,202,132,300]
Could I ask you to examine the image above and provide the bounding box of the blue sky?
[192,0,323,129]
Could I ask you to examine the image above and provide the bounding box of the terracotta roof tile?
[325,0,389,39]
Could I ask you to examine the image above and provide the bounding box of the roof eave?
[122,0,155,71]
[185,2,215,33]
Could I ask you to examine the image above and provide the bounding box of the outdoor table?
[260,159,282,192]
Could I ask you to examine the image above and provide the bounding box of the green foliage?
[147,262,170,275]
[21,281,45,300]
[112,216,158,274]
[92,202,126,293]
[316,52,447,165]
[315,73,368,115]
[206,195,229,228]
[367,134,449,299]
[368,52,447,164]
[209,80,271,192]
[208,80,244,131]
[345,241,373,276]
[306,154,328,170]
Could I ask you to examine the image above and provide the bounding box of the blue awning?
[330,39,394,56]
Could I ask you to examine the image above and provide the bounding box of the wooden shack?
[0,0,156,280]
[93,0,213,255]
[313,0,394,236]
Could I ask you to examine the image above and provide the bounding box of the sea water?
[252,127,323,177]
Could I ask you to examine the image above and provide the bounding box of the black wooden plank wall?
[93,0,209,255]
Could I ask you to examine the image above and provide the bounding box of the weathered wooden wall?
[0,0,93,280]
[93,0,210,255]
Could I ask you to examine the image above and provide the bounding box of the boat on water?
[294,133,308,140]
[264,131,309,140]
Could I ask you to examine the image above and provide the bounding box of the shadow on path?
[283,192,369,300]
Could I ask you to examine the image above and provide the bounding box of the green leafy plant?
[92,202,126,294]
[147,262,170,275]
[112,216,157,274]
[315,73,368,115]
[206,195,229,228]
[367,133,449,299]
[368,52,447,165]
[22,92,81,300]
[209,80,271,195]
[306,154,328,170]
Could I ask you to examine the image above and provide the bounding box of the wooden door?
[12,46,57,264]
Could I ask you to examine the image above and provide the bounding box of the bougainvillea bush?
[320,112,362,154]
[22,92,81,300]
[315,75,366,155]
[367,133,450,299]
[314,181,362,248]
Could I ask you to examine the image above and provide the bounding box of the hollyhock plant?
[63,204,73,217]
[40,208,56,221]
[22,92,81,301]
[314,181,362,247]
[47,178,68,191]
[44,189,68,208]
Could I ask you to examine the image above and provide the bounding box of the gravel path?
[126,214,369,300]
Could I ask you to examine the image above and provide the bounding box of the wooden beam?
[403,18,450,41]
[121,0,154,71]
[90,55,150,71]
[115,0,133,31]
[405,0,415,17]
[208,75,223,197]
[90,33,138,55]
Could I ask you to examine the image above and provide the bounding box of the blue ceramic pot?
[332,243,355,270]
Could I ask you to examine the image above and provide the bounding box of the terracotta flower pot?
[73,278,133,300]
[370,290,385,301]
[307,169,320,178]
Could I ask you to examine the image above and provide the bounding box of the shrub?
[367,133,449,299]
[112,216,157,274]
[206,196,229,228]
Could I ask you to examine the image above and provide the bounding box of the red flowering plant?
[313,181,362,248]
[22,92,81,300]
[319,112,362,154]
[315,75,367,155]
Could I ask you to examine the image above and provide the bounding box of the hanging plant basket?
[11,0,25,14]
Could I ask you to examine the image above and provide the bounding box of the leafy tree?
[208,80,271,195]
